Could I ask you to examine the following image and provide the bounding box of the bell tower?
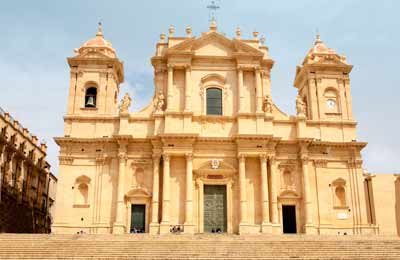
[294,34,354,121]
[66,23,124,116]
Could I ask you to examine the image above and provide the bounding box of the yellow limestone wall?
[52,23,396,235]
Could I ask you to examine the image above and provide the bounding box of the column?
[255,68,263,113]
[269,155,278,226]
[184,153,194,233]
[160,153,170,233]
[167,65,174,111]
[237,67,244,113]
[302,155,313,229]
[184,65,192,112]
[238,154,248,227]
[150,154,160,233]
[113,143,127,234]
[260,154,270,228]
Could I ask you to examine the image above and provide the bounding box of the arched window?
[77,183,89,205]
[85,87,97,108]
[206,88,222,115]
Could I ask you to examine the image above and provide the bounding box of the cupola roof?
[75,22,117,58]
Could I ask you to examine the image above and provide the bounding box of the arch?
[335,186,346,207]
[324,87,340,113]
[206,88,222,115]
[84,86,97,108]
[200,73,226,85]
[77,183,89,205]
[74,175,91,206]
[331,178,347,208]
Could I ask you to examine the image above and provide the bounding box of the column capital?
[300,154,309,164]
[267,154,276,163]
[162,153,170,162]
[259,153,268,163]
[118,152,127,162]
[238,153,246,162]
[184,64,192,71]
[152,153,161,161]
[167,64,175,69]
[237,65,245,71]
[185,153,193,161]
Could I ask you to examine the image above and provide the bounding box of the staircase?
[0,234,399,259]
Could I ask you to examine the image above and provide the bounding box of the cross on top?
[207,0,221,22]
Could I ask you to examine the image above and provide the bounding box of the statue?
[296,95,306,116]
[118,93,132,114]
[263,94,273,114]
[155,90,165,112]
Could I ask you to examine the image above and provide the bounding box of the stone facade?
[0,107,57,233]
[53,22,397,235]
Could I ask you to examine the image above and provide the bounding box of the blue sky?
[0,0,398,174]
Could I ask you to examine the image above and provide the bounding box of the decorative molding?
[314,159,328,168]
[59,156,74,165]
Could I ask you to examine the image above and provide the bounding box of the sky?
[0,0,399,174]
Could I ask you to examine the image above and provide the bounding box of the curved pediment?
[125,188,151,198]
[278,190,299,199]
[201,73,226,85]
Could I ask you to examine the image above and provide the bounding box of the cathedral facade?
[53,22,391,235]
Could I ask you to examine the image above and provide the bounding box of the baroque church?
[53,21,400,235]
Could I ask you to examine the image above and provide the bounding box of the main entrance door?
[282,205,297,234]
[204,185,227,233]
[130,204,145,233]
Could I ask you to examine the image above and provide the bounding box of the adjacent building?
[0,107,57,233]
[53,22,399,235]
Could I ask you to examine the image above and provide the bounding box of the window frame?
[206,87,223,116]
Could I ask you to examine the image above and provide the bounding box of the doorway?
[204,185,227,233]
[130,204,146,233]
[282,205,297,234]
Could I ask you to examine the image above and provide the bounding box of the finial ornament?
[236,27,242,39]
[160,33,166,43]
[210,20,217,32]
[315,29,322,44]
[168,25,175,37]
[96,21,103,37]
[119,93,132,114]
[253,31,259,40]
[186,26,192,37]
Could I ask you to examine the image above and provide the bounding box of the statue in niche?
[155,90,165,112]
[296,95,306,116]
[118,93,132,114]
[263,94,273,114]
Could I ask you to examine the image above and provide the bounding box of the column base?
[238,223,253,234]
[112,223,126,234]
[304,224,318,234]
[261,222,272,233]
[271,223,281,234]
[149,223,160,235]
[159,222,171,234]
[184,223,195,234]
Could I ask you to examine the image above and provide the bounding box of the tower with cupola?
[294,34,354,122]
[66,23,124,117]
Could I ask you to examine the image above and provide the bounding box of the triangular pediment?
[168,32,263,57]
